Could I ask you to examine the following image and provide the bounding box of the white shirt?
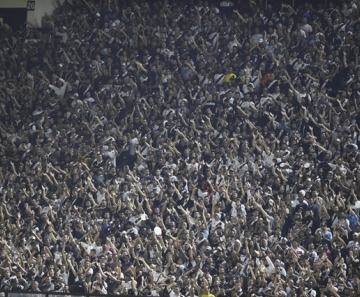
[301,24,313,36]
[240,100,255,110]
[150,270,167,284]
[162,108,175,118]
[292,29,306,38]
[265,256,287,276]
[80,242,102,256]
[262,151,274,167]
[170,291,184,297]
[258,96,272,108]
[104,149,117,167]
[48,78,68,99]
[209,219,225,230]
[228,40,238,53]
[129,138,139,156]
[351,201,360,209]
[96,191,106,205]
[56,271,69,285]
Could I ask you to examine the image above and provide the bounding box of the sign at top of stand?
[27,1,35,11]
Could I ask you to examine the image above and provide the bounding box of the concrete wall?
[33,0,65,27]
[0,0,65,27]
[0,0,28,8]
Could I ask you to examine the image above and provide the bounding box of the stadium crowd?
[1,0,360,296]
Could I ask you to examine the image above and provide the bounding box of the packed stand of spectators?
[2,0,360,296]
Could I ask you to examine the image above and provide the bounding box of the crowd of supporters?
[1,0,360,297]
